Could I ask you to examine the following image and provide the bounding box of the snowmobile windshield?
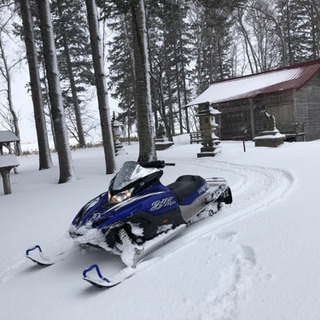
[111,161,161,191]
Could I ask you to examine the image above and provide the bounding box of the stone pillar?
[196,103,221,157]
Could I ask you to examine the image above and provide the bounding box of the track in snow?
[152,159,295,320]
[178,159,295,238]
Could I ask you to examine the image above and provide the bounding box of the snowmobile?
[69,160,232,265]
[26,160,232,287]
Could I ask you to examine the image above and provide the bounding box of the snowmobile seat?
[167,175,206,204]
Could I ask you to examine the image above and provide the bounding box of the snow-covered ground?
[1,135,320,320]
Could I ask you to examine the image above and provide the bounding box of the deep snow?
[1,135,320,320]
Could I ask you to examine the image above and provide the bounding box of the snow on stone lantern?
[196,102,221,157]
[112,115,123,155]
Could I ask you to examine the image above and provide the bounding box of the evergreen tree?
[98,0,156,162]
[107,13,136,142]
[275,0,319,65]
[142,0,193,137]
[189,0,237,94]
[51,0,95,147]
[37,0,75,183]
[85,0,115,173]
[131,0,156,163]
[18,0,53,168]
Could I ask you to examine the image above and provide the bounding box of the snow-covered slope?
[1,136,320,320]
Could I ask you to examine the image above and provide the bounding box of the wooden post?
[0,167,13,195]
[249,98,256,138]
[0,154,19,195]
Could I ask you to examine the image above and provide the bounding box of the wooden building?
[186,59,320,141]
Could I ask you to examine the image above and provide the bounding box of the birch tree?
[85,0,115,174]
[37,0,75,183]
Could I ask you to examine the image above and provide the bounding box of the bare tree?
[234,7,259,74]
[0,4,22,155]
[85,0,115,174]
[37,0,75,183]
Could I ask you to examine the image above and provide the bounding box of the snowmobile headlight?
[109,189,131,204]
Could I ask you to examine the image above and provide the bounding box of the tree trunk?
[164,56,175,136]
[56,0,86,148]
[130,0,156,163]
[179,30,190,134]
[85,0,115,174]
[174,44,183,134]
[19,0,53,169]
[37,0,75,183]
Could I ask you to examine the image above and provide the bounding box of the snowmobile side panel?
[102,207,185,248]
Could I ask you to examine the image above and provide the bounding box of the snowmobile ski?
[26,238,74,266]
[83,259,157,288]
[26,245,58,266]
[82,264,135,288]
[83,225,187,287]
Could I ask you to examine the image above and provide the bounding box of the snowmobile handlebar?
[140,160,175,168]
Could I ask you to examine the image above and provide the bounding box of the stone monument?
[253,110,285,147]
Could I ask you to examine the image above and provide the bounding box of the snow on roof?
[0,131,20,143]
[186,59,320,107]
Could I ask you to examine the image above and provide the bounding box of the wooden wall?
[294,72,320,141]
[215,71,320,141]
[218,99,252,140]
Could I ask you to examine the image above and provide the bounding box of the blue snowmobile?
[68,160,232,269]
[26,160,232,287]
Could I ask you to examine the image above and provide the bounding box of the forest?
[0,0,319,181]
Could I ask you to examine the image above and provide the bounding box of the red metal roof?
[186,59,320,107]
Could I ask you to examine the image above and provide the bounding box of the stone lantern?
[112,116,123,155]
[196,102,221,157]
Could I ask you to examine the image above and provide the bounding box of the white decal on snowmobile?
[198,183,208,195]
[150,197,176,211]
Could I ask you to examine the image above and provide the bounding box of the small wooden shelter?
[0,131,20,195]
[186,59,320,141]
